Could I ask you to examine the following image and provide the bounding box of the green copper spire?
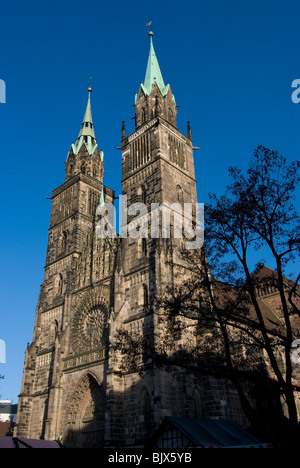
[141,31,170,97]
[77,87,95,139]
[69,87,99,156]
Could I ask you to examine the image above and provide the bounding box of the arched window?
[50,319,59,342]
[58,231,67,256]
[143,284,149,309]
[80,163,86,174]
[142,238,147,257]
[137,185,147,204]
[62,231,67,253]
[142,186,146,204]
[139,388,151,436]
[193,387,203,418]
[54,273,63,297]
[176,185,183,204]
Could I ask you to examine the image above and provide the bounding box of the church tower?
[122,30,197,211]
[15,31,204,448]
[121,30,198,271]
[65,87,104,181]
[15,88,116,444]
[115,30,200,446]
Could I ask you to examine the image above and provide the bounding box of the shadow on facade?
[28,236,296,448]
[62,381,153,449]
[41,345,56,439]
[58,355,292,449]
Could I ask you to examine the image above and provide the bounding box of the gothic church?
[15,31,249,447]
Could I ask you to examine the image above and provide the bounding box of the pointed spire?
[69,87,98,156]
[141,31,169,97]
[77,87,96,139]
[65,86,105,182]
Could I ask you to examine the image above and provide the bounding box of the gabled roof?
[211,264,300,333]
[152,417,269,448]
[0,436,61,448]
[252,264,300,293]
[0,403,17,415]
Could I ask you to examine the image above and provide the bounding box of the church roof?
[212,265,300,335]
[0,436,61,448]
[151,417,269,448]
[68,87,100,158]
[140,31,170,98]
[77,88,95,139]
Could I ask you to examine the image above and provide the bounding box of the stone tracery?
[63,373,105,448]
[70,287,110,355]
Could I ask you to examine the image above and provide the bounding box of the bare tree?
[113,145,300,445]
[204,145,300,430]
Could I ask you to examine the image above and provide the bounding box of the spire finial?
[66,85,99,164]
[142,25,168,98]
[75,85,96,143]
[146,20,152,33]
[88,76,93,93]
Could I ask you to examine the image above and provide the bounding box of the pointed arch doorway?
[64,373,105,448]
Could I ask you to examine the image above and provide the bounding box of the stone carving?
[63,373,105,448]
[70,288,110,354]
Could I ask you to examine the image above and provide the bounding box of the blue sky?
[0,0,300,402]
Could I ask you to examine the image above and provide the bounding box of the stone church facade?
[14,32,299,447]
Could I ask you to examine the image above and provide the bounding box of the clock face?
[70,290,109,354]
